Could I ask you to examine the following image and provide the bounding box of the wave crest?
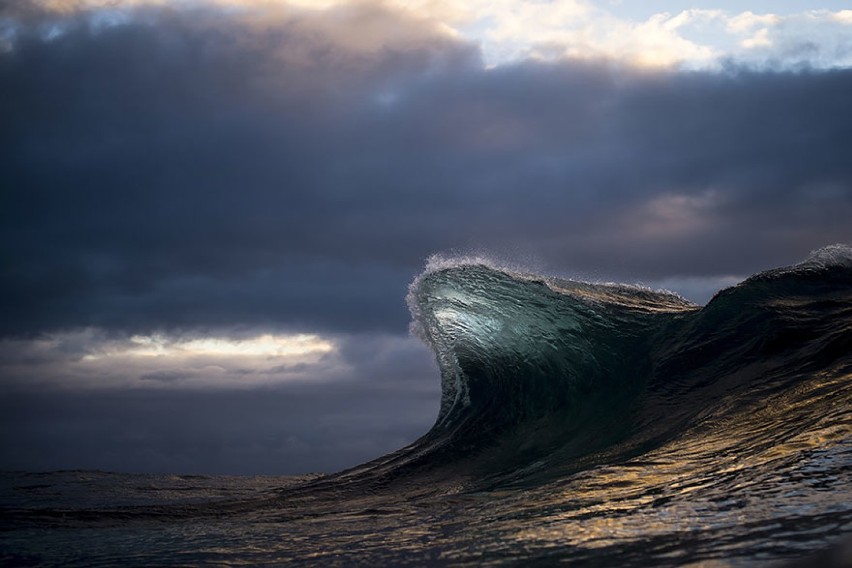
[363,245,852,489]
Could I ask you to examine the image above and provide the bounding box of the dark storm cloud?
[2,3,851,337]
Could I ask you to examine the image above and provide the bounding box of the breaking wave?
[323,245,852,491]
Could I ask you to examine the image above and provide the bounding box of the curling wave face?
[387,245,852,488]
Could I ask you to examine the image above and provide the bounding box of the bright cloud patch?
[464,4,852,69]
[83,333,333,360]
[0,330,339,389]
[12,0,852,70]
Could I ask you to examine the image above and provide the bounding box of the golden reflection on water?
[502,370,852,558]
[2,370,848,566]
[212,369,850,567]
[215,368,850,566]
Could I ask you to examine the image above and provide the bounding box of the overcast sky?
[1,0,851,475]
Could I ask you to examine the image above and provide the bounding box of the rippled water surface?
[2,373,849,567]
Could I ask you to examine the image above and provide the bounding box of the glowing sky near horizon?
[0,331,340,390]
[83,333,333,360]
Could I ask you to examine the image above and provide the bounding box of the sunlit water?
[2,428,850,566]
[3,365,850,566]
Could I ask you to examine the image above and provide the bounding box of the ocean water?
[2,246,851,566]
